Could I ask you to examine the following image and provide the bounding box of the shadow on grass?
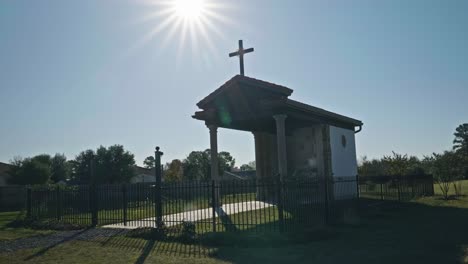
[185,199,468,264]
[215,207,238,232]
[57,198,468,264]
[23,228,91,261]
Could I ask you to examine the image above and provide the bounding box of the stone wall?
[286,125,325,180]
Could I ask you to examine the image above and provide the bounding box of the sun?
[132,0,233,64]
[173,0,206,19]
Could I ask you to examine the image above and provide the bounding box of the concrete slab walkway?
[103,201,274,229]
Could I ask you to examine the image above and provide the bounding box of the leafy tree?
[50,153,71,183]
[164,159,184,182]
[183,150,210,181]
[218,151,235,173]
[70,149,95,184]
[94,145,136,184]
[358,156,386,176]
[240,161,256,171]
[430,151,461,199]
[240,164,254,171]
[453,123,468,180]
[71,145,136,184]
[182,149,236,181]
[31,154,52,167]
[8,157,51,185]
[382,152,409,176]
[143,156,156,169]
[453,123,468,155]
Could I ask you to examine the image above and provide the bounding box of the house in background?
[131,166,156,183]
[0,162,14,186]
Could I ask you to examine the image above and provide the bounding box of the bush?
[179,221,196,242]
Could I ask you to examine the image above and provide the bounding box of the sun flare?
[173,0,206,19]
[133,0,233,64]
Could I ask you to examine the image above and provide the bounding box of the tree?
[382,152,411,176]
[50,153,71,183]
[430,151,461,199]
[31,154,52,167]
[358,156,386,176]
[70,149,95,184]
[240,164,254,171]
[240,161,256,171]
[71,145,136,184]
[218,151,235,173]
[453,123,468,180]
[8,157,51,185]
[143,156,156,169]
[453,123,468,156]
[164,159,184,182]
[94,145,136,184]
[182,149,236,181]
[183,150,210,181]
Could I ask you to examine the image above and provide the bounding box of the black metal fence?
[358,174,435,201]
[25,177,360,233]
[0,185,26,212]
[13,174,436,235]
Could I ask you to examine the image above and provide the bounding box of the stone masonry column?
[253,132,264,200]
[208,125,221,206]
[273,115,288,181]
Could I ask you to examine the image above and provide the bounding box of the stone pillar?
[253,132,264,200]
[273,115,288,181]
[253,132,263,181]
[208,125,221,206]
[208,125,219,181]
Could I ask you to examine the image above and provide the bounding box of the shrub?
[179,221,196,242]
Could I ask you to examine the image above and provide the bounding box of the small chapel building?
[193,75,363,200]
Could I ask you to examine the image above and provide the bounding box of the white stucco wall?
[329,126,358,199]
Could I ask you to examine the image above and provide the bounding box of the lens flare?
[131,0,234,65]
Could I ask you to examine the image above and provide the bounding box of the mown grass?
[1,184,467,263]
[1,196,467,263]
[53,192,258,226]
[418,180,468,209]
[0,211,54,241]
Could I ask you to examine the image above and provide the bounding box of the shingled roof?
[197,75,293,109]
[194,75,363,130]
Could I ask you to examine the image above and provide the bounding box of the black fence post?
[122,184,127,226]
[56,185,61,221]
[380,183,384,201]
[90,159,98,226]
[211,180,216,233]
[397,176,401,202]
[26,187,32,219]
[324,178,329,225]
[154,146,163,230]
[277,179,284,232]
[356,174,360,199]
[429,174,435,196]
[355,174,360,212]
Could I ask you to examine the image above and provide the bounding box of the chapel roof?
[197,75,293,108]
[194,75,363,130]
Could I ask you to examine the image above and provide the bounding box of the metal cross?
[229,40,254,76]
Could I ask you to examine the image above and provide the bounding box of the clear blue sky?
[1,0,467,166]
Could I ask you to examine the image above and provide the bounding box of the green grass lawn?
[0,211,54,241]
[1,183,467,263]
[49,192,258,226]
